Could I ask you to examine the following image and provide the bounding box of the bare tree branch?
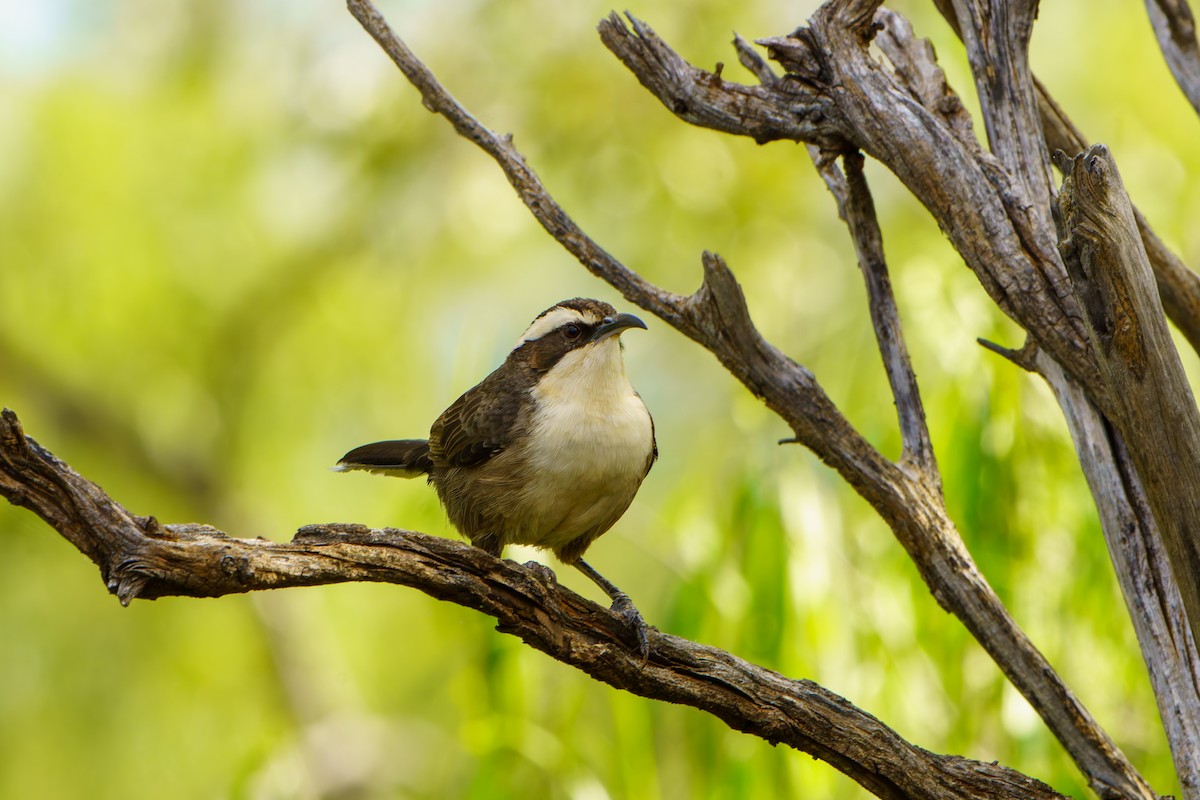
[1146,0,1200,117]
[934,0,1200,360]
[0,408,1069,800]
[816,151,937,473]
[343,1,1154,797]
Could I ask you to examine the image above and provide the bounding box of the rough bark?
[1035,79,1200,357]
[0,408,1067,800]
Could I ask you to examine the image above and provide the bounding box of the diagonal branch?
[344,2,1153,797]
[343,0,667,310]
[816,150,937,474]
[0,408,1067,800]
[1146,0,1200,117]
[1028,349,1200,797]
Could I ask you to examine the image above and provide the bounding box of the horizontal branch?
[0,407,1066,800]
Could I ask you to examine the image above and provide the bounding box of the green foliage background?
[1,0,1197,797]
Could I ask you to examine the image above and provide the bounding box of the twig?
[817,150,936,473]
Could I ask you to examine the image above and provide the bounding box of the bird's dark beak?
[590,312,647,343]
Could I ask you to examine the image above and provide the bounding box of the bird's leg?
[573,559,651,658]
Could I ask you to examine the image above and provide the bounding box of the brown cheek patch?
[525,337,573,374]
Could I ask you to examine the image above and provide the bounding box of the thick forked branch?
[601,8,1100,411]
[0,408,1067,800]
[345,2,1153,797]
[1055,141,1200,688]
[931,0,1200,361]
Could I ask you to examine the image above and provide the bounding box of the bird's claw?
[524,560,558,587]
[610,592,651,660]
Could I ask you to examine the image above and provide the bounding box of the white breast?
[514,339,653,549]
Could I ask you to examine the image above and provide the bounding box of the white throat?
[519,336,654,548]
[536,338,629,401]
[527,337,650,464]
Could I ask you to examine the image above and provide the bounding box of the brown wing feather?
[429,364,530,469]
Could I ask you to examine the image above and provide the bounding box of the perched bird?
[335,297,657,650]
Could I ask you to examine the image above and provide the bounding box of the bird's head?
[512,298,647,375]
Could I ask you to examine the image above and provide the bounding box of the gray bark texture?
[4,0,1200,797]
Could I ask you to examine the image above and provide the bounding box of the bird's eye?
[563,323,582,340]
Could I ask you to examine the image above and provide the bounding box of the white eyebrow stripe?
[515,306,597,348]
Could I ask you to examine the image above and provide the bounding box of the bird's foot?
[609,591,651,660]
[524,560,558,587]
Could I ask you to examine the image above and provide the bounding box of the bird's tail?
[333,439,433,478]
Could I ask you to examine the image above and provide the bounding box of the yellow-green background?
[1,0,1195,797]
